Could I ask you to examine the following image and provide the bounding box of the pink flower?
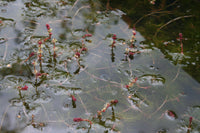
[21,85,28,90]
[71,95,77,102]
[46,24,50,30]
[85,34,92,37]
[112,34,117,40]
[29,52,35,57]
[82,34,92,38]
[38,40,42,45]
[73,118,83,122]
[75,52,80,58]
[177,33,183,41]
[189,117,193,125]
[125,85,129,89]
[81,47,87,51]
[129,51,134,56]
[36,72,42,77]
[167,110,176,118]
[110,99,118,104]
[133,28,136,36]
[179,33,183,39]
[134,77,138,82]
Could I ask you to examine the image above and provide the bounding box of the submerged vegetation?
[0,0,200,133]
[104,0,200,82]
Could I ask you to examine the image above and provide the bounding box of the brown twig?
[84,70,122,86]
[134,11,172,27]
[171,66,181,82]
[72,5,90,22]
[3,42,8,61]
[0,104,11,131]
[149,95,168,117]
[77,94,89,114]
[154,15,194,37]
[70,0,79,11]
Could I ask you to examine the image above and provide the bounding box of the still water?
[0,0,200,133]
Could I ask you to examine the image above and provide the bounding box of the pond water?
[0,0,200,133]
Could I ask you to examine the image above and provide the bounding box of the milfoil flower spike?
[111,34,117,48]
[125,85,130,89]
[189,117,193,128]
[132,28,136,36]
[112,34,117,40]
[46,24,50,30]
[29,52,35,57]
[38,40,42,45]
[81,47,87,51]
[71,95,77,102]
[21,85,28,90]
[75,52,80,58]
[82,34,92,38]
[110,99,118,104]
[177,33,184,54]
[73,118,83,122]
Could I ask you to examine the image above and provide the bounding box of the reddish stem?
[180,42,184,54]
[189,117,193,128]
[73,117,92,127]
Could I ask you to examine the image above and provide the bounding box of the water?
[0,0,200,133]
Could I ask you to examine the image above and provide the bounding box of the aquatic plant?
[73,117,92,127]
[177,33,184,54]
[18,85,28,91]
[0,0,199,133]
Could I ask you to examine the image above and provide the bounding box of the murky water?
[0,0,200,133]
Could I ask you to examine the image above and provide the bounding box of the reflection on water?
[104,0,200,82]
[0,0,200,133]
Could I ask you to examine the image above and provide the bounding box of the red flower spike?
[129,52,134,56]
[46,24,50,30]
[168,111,175,118]
[36,72,42,77]
[73,118,83,122]
[71,95,77,102]
[81,47,87,51]
[38,40,42,45]
[133,31,136,36]
[82,34,92,38]
[113,99,118,104]
[189,117,193,125]
[112,34,117,40]
[125,85,129,89]
[29,52,35,57]
[75,52,80,58]
[85,34,92,37]
[21,85,28,90]
[135,77,138,82]
[43,38,49,42]
[110,99,118,104]
[132,28,136,36]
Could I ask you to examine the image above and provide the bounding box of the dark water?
[0,0,200,133]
